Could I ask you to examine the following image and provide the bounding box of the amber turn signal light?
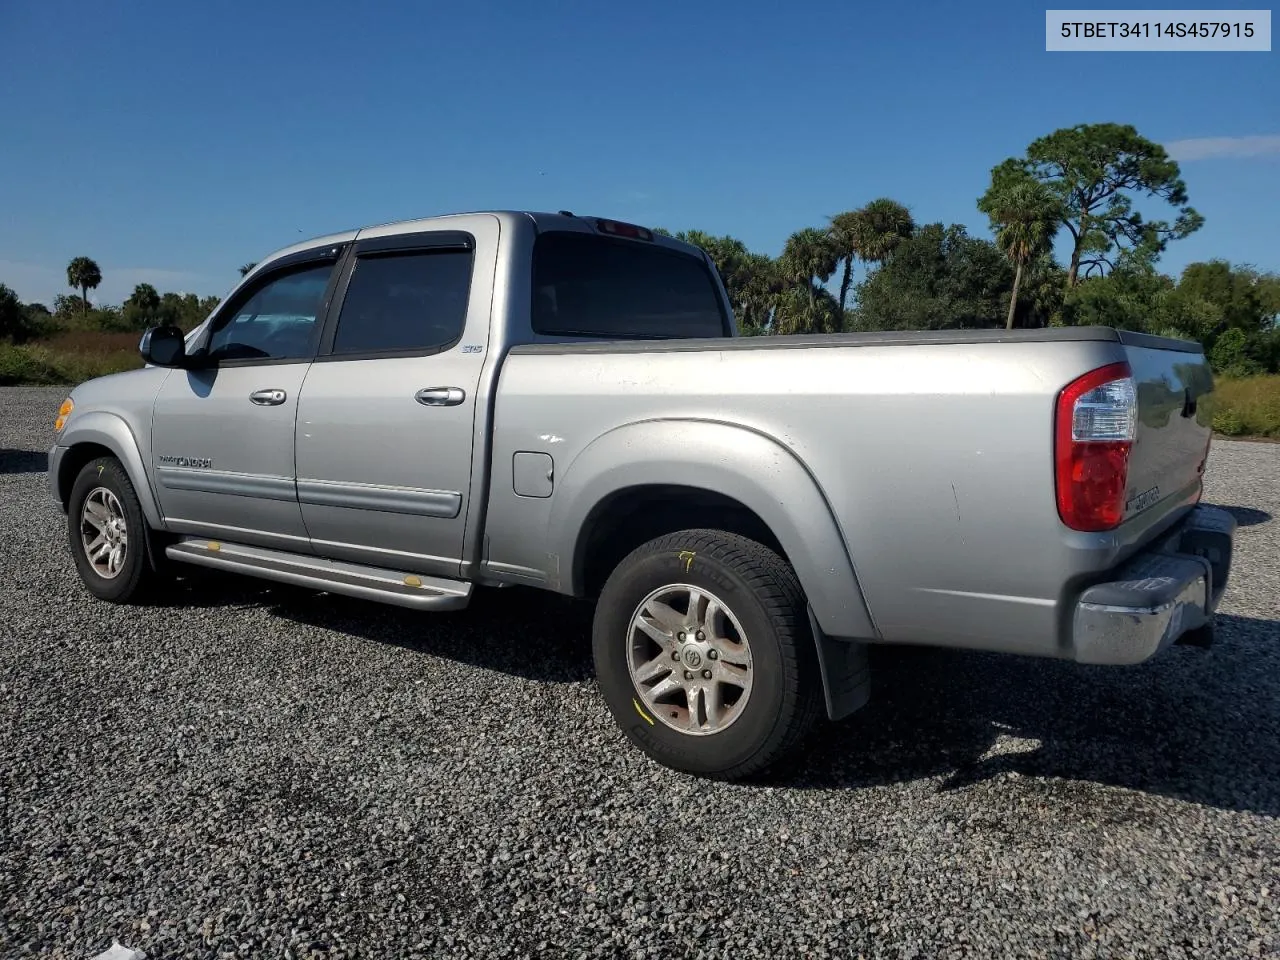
[54,397,73,432]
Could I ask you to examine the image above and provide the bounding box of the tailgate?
[1121,332,1214,525]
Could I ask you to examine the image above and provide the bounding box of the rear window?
[531,232,727,339]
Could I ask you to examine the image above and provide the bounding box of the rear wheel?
[67,456,161,603]
[592,529,822,780]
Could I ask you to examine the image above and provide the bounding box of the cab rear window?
[531,231,728,340]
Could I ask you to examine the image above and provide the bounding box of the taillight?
[1055,362,1136,532]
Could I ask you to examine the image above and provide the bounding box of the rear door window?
[531,232,727,339]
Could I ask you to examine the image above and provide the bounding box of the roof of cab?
[246,210,704,281]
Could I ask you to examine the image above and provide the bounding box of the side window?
[207,263,334,362]
[330,249,473,356]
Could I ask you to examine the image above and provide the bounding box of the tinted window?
[332,250,473,355]
[208,263,333,361]
[531,232,727,339]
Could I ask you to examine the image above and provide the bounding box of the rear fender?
[550,419,878,641]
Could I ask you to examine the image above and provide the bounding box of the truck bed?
[486,326,1214,660]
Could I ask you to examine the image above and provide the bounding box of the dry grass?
[0,330,143,386]
[43,330,146,354]
[1212,375,1280,439]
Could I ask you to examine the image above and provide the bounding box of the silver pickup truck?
[48,210,1236,779]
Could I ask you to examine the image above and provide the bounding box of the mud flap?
[808,607,871,721]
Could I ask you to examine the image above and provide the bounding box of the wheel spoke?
[634,615,675,648]
[645,675,683,703]
[634,653,673,683]
[90,540,112,562]
[84,533,108,555]
[701,597,722,636]
[108,545,124,574]
[644,599,687,633]
[703,681,722,728]
[685,588,705,624]
[716,661,749,688]
[686,685,706,731]
[715,642,751,668]
[84,500,110,527]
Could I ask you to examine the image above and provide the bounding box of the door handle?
[415,387,466,407]
[249,388,287,406]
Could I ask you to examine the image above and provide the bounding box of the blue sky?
[1,0,1277,306]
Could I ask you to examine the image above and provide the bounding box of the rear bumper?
[1071,504,1236,665]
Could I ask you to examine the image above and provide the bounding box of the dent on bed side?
[547,418,880,641]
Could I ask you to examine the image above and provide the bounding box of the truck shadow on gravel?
[792,612,1280,816]
[1213,504,1272,526]
[0,448,48,474]
[163,575,599,683]
[158,575,1280,815]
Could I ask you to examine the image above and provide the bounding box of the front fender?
[549,419,878,641]
[53,411,165,530]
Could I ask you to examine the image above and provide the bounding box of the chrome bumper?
[1072,504,1236,665]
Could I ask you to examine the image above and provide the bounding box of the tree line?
[0,253,222,345]
[655,122,1277,375]
[3,122,1278,377]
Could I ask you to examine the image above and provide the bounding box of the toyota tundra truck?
[47,210,1236,779]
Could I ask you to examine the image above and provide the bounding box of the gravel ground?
[1,384,1277,959]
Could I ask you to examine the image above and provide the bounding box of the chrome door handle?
[249,388,287,406]
[415,387,466,407]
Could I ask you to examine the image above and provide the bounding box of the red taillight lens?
[1055,362,1136,532]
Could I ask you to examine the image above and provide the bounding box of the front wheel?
[592,529,822,780]
[67,456,161,604]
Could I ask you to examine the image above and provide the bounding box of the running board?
[165,538,472,611]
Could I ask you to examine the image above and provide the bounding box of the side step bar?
[165,538,472,611]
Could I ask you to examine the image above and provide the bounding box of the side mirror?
[139,325,187,368]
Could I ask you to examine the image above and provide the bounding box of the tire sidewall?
[68,457,149,602]
[593,544,792,776]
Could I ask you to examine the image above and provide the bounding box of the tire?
[67,456,160,604]
[592,529,823,780]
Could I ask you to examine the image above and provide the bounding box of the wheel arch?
[56,412,164,529]
[550,419,878,641]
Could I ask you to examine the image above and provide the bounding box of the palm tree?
[239,262,257,277]
[828,200,914,314]
[738,253,784,334]
[828,210,862,313]
[781,228,839,316]
[982,181,1060,329]
[128,283,161,313]
[854,198,915,270]
[66,257,102,316]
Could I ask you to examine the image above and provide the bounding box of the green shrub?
[1209,329,1264,378]
[0,339,142,386]
[1212,408,1246,436]
[0,343,62,385]
[1213,375,1280,439]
